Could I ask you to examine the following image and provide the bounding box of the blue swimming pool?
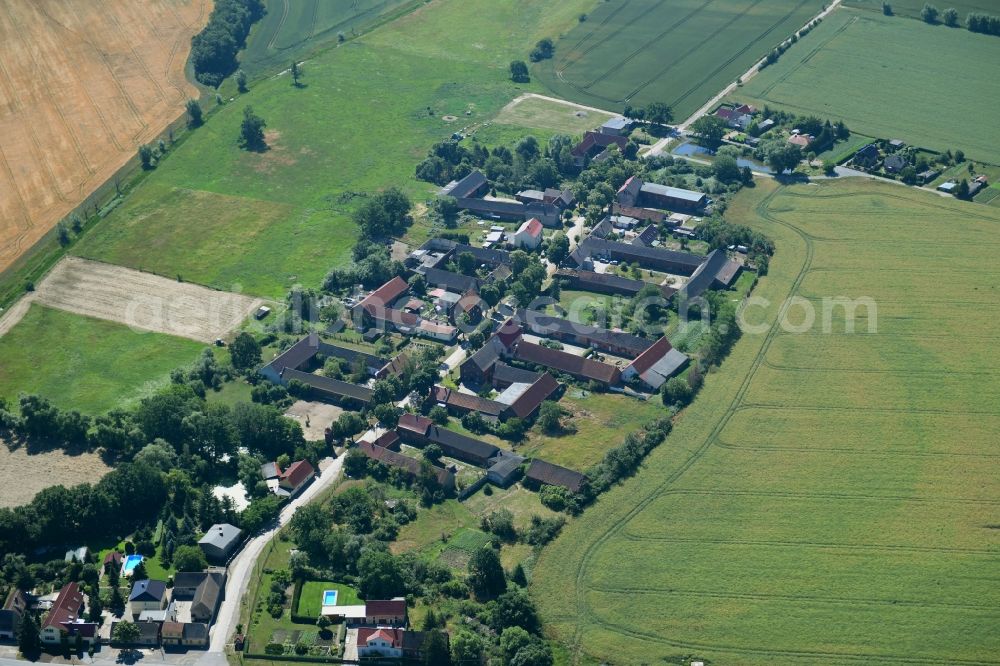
[322,590,338,606]
[122,554,144,576]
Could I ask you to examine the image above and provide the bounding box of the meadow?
[0,304,205,414]
[531,178,1000,665]
[72,0,594,299]
[534,0,824,119]
[734,7,1000,163]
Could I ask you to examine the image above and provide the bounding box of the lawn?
[72,0,594,299]
[463,484,561,531]
[297,581,362,618]
[0,304,205,413]
[390,498,477,555]
[518,390,667,471]
[534,0,825,119]
[734,7,1000,163]
[531,178,1000,664]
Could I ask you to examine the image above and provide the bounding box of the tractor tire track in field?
[621,535,1000,556]
[758,14,857,97]
[649,487,1000,506]
[307,0,320,38]
[629,0,810,107]
[62,1,139,152]
[575,605,999,666]
[760,358,1000,375]
[738,402,1000,417]
[28,4,103,177]
[266,0,291,52]
[568,184,818,661]
[578,0,717,91]
[565,186,999,664]
[554,0,669,79]
[1,6,74,204]
[714,438,1000,458]
[590,585,999,611]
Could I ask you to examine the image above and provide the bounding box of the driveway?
[342,628,359,661]
[207,454,345,652]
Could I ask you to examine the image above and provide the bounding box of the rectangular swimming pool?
[322,589,338,606]
[122,554,144,576]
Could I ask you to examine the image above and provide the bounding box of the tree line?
[190,0,266,87]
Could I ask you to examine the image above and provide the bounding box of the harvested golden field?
[0,442,111,508]
[0,0,208,274]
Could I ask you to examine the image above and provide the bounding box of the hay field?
[0,0,208,275]
[535,0,824,119]
[734,8,1000,163]
[0,444,111,508]
[27,256,263,343]
[531,178,1000,665]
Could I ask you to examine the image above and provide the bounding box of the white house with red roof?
[357,627,403,658]
[513,217,543,249]
[277,460,315,497]
[40,582,98,647]
[622,336,689,390]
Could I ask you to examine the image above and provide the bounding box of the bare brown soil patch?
[284,400,345,442]
[0,0,209,274]
[251,130,297,174]
[0,442,111,508]
[28,256,263,343]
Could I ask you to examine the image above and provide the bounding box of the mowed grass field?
[237,0,414,78]
[72,0,594,298]
[531,178,1000,665]
[0,304,205,413]
[734,8,1000,163]
[535,0,824,119]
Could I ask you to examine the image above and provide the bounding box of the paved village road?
[207,455,345,653]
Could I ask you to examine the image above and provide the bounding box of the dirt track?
[23,257,264,343]
[0,0,208,274]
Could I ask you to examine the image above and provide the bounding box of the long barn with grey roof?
[572,236,705,276]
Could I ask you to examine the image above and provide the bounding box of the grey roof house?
[198,523,243,561]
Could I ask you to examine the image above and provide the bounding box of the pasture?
[0,304,205,414]
[534,0,825,119]
[0,0,206,275]
[734,8,1000,163]
[531,178,1000,664]
[73,0,594,299]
